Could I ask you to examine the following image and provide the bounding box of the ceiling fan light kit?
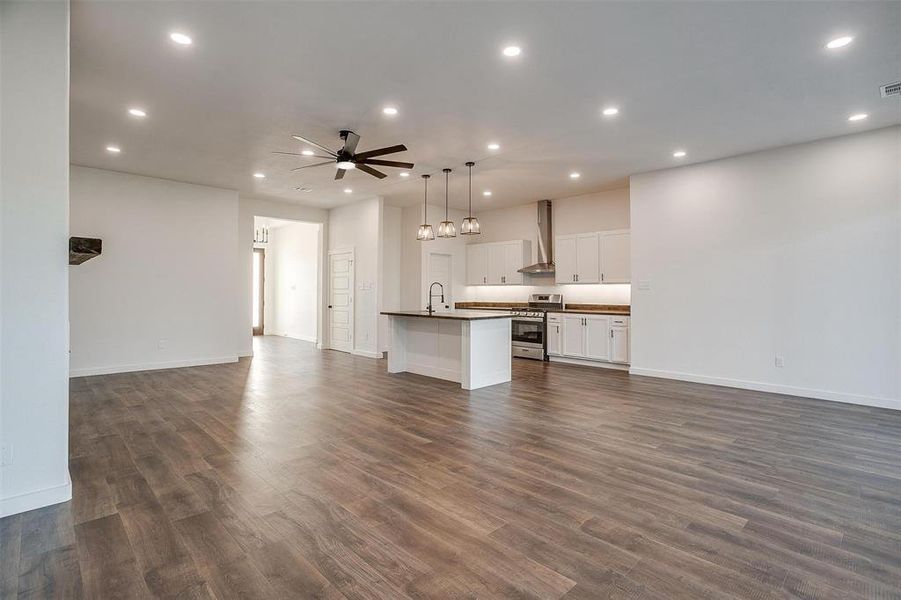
[417,174,435,241]
[437,168,457,238]
[461,161,481,235]
[285,129,414,180]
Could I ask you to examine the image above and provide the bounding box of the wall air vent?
[880,81,901,98]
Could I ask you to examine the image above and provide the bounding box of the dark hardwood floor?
[2,336,900,599]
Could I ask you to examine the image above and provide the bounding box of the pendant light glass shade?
[437,168,456,238]
[460,161,481,235]
[416,174,434,241]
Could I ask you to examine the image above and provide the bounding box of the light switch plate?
[638,280,651,291]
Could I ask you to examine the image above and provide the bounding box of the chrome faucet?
[427,282,445,315]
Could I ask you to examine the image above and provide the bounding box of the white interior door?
[427,252,452,311]
[328,250,354,352]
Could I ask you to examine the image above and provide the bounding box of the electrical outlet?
[158,339,167,350]
[775,354,785,368]
[0,444,12,466]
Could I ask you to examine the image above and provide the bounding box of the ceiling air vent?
[880,81,901,98]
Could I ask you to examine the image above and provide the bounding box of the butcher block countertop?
[381,310,515,320]
[454,302,630,316]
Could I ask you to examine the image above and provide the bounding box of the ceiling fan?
[273,130,413,180]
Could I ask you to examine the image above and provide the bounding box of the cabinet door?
[466,244,487,285]
[575,233,600,283]
[601,230,630,284]
[555,235,577,284]
[503,242,524,285]
[561,315,585,357]
[546,316,562,356]
[610,327,630,364]
[486,244,505,284]
[584,315,610,361]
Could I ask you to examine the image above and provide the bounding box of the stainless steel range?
[511,294,563,360]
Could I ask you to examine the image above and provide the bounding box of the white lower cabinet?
[561,315,586,357]
[548,313,629,366]
[546,316,562,357]
[583,316,611,361]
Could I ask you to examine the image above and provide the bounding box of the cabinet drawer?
[610,316,629,327]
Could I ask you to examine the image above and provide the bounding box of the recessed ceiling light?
[301,149,315,156]
[400,172,410,177]
[483,190,492,196]
[602,107,619,116]
[382,106,398,116]
[673,150,687,158]
[487,142,500,151]
[253,172,266,178]
[343,188,353,194]
[569,172,580,179]
[826,36,853,49]
[106,145,121,154]
[128,108,147,118]
[169,32,193,46]
[502,45,522,57]
[848,113,868,122]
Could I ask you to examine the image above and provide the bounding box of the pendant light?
[437,168,457,238]
[461,161,481,235]
[416,174,434,241]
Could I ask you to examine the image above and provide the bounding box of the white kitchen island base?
[384,311,513,390]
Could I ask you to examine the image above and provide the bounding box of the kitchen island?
[381,310,514,390]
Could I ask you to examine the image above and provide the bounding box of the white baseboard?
[1,476,72,518]
[272,332,317,343]
[628,367,901,411]
[352,349,384,359]
[548,356,630,371]
[70,355,239,378]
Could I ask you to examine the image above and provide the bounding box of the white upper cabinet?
[555,233,599,284]
[556,229,630,284]
[466,240,531,285]
[554,235,577,284]
[466,243,488,285]
[600,230,630,284]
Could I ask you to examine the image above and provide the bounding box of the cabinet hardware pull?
[601,273,604,282]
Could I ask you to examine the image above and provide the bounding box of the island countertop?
[381,310,514,321]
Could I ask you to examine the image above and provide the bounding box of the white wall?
[460,187,631,305]
[0,0,71,517]
[401,204,423,309]
[69,167,240,376]
[379,205,402,351]
[264,221,320,342]
[328,197,381,357]
[630,126,901,409]
[238,196,328,356]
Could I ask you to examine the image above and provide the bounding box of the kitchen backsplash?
[462,282,630,305]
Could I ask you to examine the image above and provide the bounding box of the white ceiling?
[70,1,900,211]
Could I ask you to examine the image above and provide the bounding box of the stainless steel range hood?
[518,200,555,274]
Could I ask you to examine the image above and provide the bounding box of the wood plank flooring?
[2,335,901,599]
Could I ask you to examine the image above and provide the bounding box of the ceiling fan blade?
[272,151,333,159]
[290,161,332,171]
[291,135,337,157]
[357,158,414,169]
[352,144,407,160]
[341,131,361,155]
[356,164,387,179]
[335,168,346,180]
